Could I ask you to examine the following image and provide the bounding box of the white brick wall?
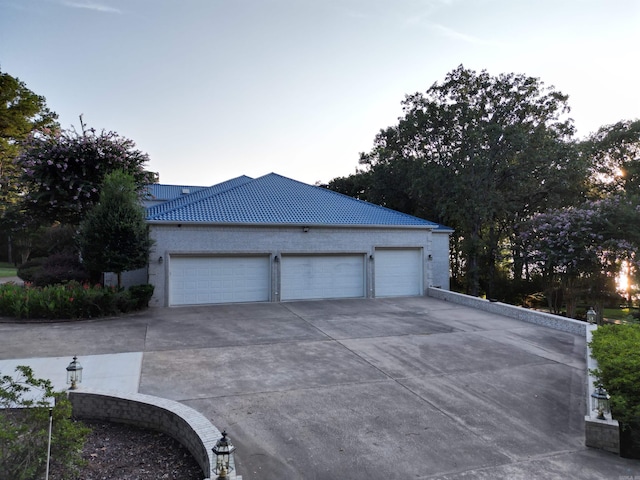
[148,223,451,306]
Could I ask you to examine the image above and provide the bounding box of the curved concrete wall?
[68,389,239,479]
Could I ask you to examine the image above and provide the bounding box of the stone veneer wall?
[68,389,241,480]
[585,416,620,454]
[426,287,586,335]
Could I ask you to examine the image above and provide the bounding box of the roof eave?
[146,220,436,229]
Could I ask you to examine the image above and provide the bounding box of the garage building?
[146,173,452,307]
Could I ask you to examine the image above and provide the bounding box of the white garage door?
[281,255,365,301]
[169,256,270,305]
[375,248,423,297]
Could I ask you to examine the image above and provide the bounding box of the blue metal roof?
[146,173,443,227]
[146,176,253,218]
[144,184,207,202]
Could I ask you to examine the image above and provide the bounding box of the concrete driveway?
[1,296,638,479]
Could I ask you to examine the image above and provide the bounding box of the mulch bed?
[50,420,204,480]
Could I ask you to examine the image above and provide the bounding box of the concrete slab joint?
[68,388,242,479]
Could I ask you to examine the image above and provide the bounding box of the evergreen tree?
[78,171,152,287]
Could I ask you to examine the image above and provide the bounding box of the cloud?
[431,23,505,47]
[60,1,122,14]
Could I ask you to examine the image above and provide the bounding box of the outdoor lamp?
[66,355,83,390]
[212,430,236,479]
[591,384,610,420]
[586,307,597,324]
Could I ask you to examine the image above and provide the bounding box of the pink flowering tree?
[521,196,640,318]
[16,122,157,225]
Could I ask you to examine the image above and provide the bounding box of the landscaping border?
[68,388,241,479]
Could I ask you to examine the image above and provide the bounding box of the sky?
[1,0,639,187]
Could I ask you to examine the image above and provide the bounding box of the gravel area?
[50,420,204,480]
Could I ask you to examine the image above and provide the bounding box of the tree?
[332,65,584,297]
[0,69,59,261]
[78,170,153,287]
[16,120,157,225]
[0,365,90,479]
[583,119,640,198]
[521,196,640,317]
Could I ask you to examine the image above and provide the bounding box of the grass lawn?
[603,307,638,321]
[534,304,637,322]
[0,262,17,278]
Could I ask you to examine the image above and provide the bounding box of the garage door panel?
[281,255,365,301]
[375,249,423,297]
[170,256,270,305]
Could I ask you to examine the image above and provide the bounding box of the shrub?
[128,284,154,309]
[590,323,640,457]
[0,366,90,479]
[33,252,90,287]
[17,252,90,287]
[16,257,45,283]
[0,282,154,320]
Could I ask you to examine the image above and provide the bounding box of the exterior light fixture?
[212,430,236,479]
[158,256,164,264]
[591,384,610,420]
[66,356,83,390]
[586,307,596,324]
[303,227,309,233]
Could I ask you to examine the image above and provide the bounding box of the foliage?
[128,284,155,309]
[78,171,153,287]
[590,324,640,449]
[521,196,640,317]
[0,281,153,319]
[16,121,157,225]
[328,65,584,297]
[17,252,89,287]
[0,365,90,479]
[29,223,78,258]
[0,69,59,222]
[16,257,45,283]
[583,119,640,198]
[0,69,59,263]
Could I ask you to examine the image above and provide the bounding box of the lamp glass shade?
[586,307,596,324]
[212,430,236,474]
[591,385,610,418]
[66,356,83,386]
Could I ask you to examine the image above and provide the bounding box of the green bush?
[128,284,154,309]
[0,366,90,479]
[0,282,154,320]
[590,323,640,457]
[16,257,45,283]
[17,252,90,287]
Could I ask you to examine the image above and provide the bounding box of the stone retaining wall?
[427,287,586,335]
[68,389,241,479]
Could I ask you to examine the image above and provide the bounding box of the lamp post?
[212,430,236,479]
[591,384,611,420]
[586,307,597,325]
[66,356,83,390]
